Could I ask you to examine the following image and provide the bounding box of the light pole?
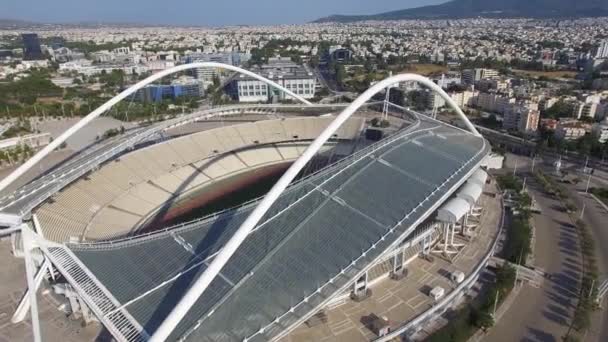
[580,203,586,220]
[531,155,537,173]
[585,172,592,194]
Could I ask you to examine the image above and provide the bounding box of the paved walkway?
[482,172,582,342]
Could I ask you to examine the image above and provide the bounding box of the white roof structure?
[468,169,488,187]
[437,197,471,223]
[457,182,483,206]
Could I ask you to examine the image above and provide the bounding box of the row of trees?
[569,218,599,335]
[0,69,62,106]
[496,174,533,265]
[0,144,34,166]
[537,126,608,161]
[0,118,33,139]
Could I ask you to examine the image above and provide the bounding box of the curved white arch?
[0,62,312,194]
[150,73,481,341]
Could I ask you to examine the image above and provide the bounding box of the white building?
[185,52,251,84]
[425,90,446,109]
[555,120,589,141]
[462,68,499,84]
[592,119,608,143]
[59,59,148,76]
[595,40,608,59]
[450,91,477,108]
[475,93,516,114]
[575,102,606,120]
[234,57,316,103]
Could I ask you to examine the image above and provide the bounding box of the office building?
[450,90,477,108]
[328,46,353,63]
[595,40,608,59]
[554,120,590,141]
[592,119,608,143]
[575,101,606,120]
[21,33,43,60]
[134,76,203,103]
[233,57,316,103]
[461,68,499,84]
[185,52,251,84]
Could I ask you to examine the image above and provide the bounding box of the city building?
[554,120,590,140]
[58,59,148,76]
[450,90,477,108]
[425,90,446,109]
[518,108,540,133]
[0,49,13,58]
[434,73,461,89]
[476,78,510,92]
[540,118,559,130]
[134,76,204,103]
[592,118,608,143]
[232,57,316,103]
[474,93,516,114]
[461,68,499,84]
[595,39,608,59]
[503,106,539,134]
[574,101,606,120]
[21,33,43,60]
[185,52,251,84]
[328,46,353,63]
[539,97,559,111]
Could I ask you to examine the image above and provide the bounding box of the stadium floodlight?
[149,73,480,342]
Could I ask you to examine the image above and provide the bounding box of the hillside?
[314,0,608,23]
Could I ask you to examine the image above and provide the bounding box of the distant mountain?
[0,18,170,30]
[0,18,41,29]
[314,0,608,23]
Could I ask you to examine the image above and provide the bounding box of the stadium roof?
[44,119,489,342]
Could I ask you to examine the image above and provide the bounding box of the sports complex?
[0,63,502,342]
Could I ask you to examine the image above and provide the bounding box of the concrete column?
[450,223,456,246]
[393,253,399,273]
[443,223,449,253]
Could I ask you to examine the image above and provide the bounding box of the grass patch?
[512,69,577,79]
[396,63,448,76]
[590,188,608,206]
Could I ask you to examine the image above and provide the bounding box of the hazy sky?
[2,0,446,26]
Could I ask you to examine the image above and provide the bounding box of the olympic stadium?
[0,63,502,342]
